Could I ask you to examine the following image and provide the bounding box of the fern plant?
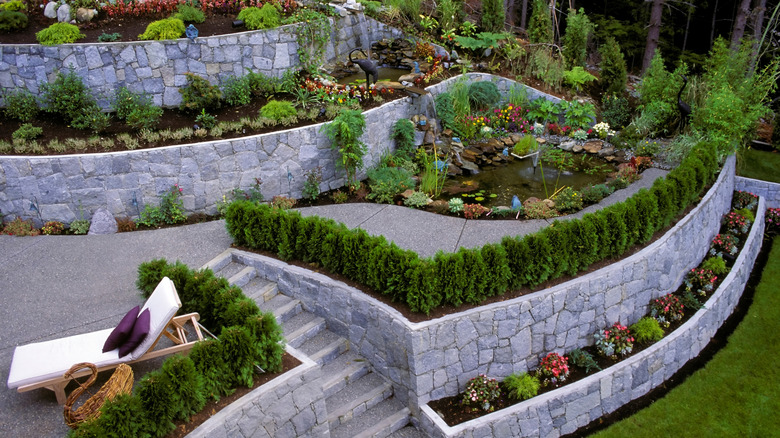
[391,118,416,157]
[321,109,368,191]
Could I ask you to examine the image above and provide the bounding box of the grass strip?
[737,147,780,183]
[591,236,780,437]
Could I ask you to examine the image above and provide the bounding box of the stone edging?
[226,157,735,414]
[416,197,766,437]
[186,344,330,437]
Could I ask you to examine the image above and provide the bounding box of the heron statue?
[349,48,378,85]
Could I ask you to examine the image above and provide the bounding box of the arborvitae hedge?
[224,141,722,314]
[69,260,284,438]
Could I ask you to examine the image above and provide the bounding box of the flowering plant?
[723,211,750,234]
[732,190,758,210]
[709,233,739,257]
[536,352,569,386]
[572,129,588,140]
[592,122,615,139]
[594,322,634,358]
[547,123,571,136]
[41,220,65,235]
[766,208,780,233]
[461,374,501,412]
[684,268,717,296]
[463,203,488,219]
[649,293,684,328]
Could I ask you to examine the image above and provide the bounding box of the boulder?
[44,1,57,18]
[398,73,423,83]
[572,145,584,153]
[56,4,70,22]
[459,160,480,175]
[75,7,97,22]
[423,130,436,145]
[583,140,603,154]
[598,146,616,157]
[501,137,514,146]
[88,208,118,235]
[558,140,576,151]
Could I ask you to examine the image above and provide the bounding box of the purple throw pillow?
[118,308,150,358]
[102,305,140,353]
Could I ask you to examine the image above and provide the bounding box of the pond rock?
[75,7,97,22]
[559,140,576,151]
[583,140,603,154]
[459,160,480,175]
[572,144,584,153]
[598,146,616,157]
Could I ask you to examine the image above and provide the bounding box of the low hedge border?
[225,141,721,314]
[68,260,284,438]
[417,197,766,437]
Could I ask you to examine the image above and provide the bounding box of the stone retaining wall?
[416,197,765,438]
[0,94,421,224]
[0,15,402,109]
[0,72,558,226]
[187,345,330,438]
[230,157,735,411]
[735,176,780,208]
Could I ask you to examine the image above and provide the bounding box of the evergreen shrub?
[0,9,26,32]
[36,22,84,45]
[237,4,280,30]
[138,18,185,40]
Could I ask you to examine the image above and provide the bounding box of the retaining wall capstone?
[187,346,330,438]
[228,157,736,413]
[735,176,780,208]
[0,14,402,109]
[415,196,765,438]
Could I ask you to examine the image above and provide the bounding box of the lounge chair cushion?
[118,308,150,358]
[102,305,140,353]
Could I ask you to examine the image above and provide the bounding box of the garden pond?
[438,150,618,208]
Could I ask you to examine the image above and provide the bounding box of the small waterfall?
[355,12,371,52]
[417,92,437,122]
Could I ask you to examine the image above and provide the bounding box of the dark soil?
[165,351,300,438]
[1,8,245,45]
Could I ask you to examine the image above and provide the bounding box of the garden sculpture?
[349,48,378,85]
[186,24,198,41]
[677,74,691,130]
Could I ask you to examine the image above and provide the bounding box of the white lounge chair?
[7,277,204,404]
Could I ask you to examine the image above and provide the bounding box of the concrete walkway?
[0,167,667,437]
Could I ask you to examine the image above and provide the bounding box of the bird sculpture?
[186,24,198,42]
[349,48,378,85]
[677,74,691,130]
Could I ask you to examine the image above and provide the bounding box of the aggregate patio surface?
[0,168,666,437]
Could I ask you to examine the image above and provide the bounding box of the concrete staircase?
[203,251,418,438]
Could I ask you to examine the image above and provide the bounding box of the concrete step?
[326,372,394,427]
[283,311,326,348]
[319,351,371,399]
[386,426,428,438]
[330,398,410,438]
[257,293,301,322]
[242,277,279,303]
[298,329,349,365]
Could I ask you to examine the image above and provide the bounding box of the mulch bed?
[166,351,300,438]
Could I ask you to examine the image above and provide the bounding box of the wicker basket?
[63,362,134,429]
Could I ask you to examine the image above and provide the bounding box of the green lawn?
[591,236,780,438]
[737,147,780,183]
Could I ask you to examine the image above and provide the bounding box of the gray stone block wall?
[735,176,780,208]
[187,346,331,438]
[415,198,765,438]
[0,90,422,224]
[228,157,736,413]
[0,15,402,109]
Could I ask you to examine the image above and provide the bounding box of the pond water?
[337,67,411,85]
[438,153,617,208]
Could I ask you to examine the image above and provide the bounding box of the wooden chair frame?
[16,313,204,404]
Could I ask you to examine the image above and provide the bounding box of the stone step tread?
[283,312,325,347]
[298,329,344,357]
[214,261,245,280]
[326,373,393,423]
[257,294,301,322]
[319,351,371,398]
[330,399,409,438]
[242,278,278,302]
[200,249,233,273]
[226,265,255,288]
[386,426,428,438]
[308,337,349,365]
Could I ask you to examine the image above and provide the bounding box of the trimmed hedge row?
[225,142,720,314]
[69,261,284,438]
